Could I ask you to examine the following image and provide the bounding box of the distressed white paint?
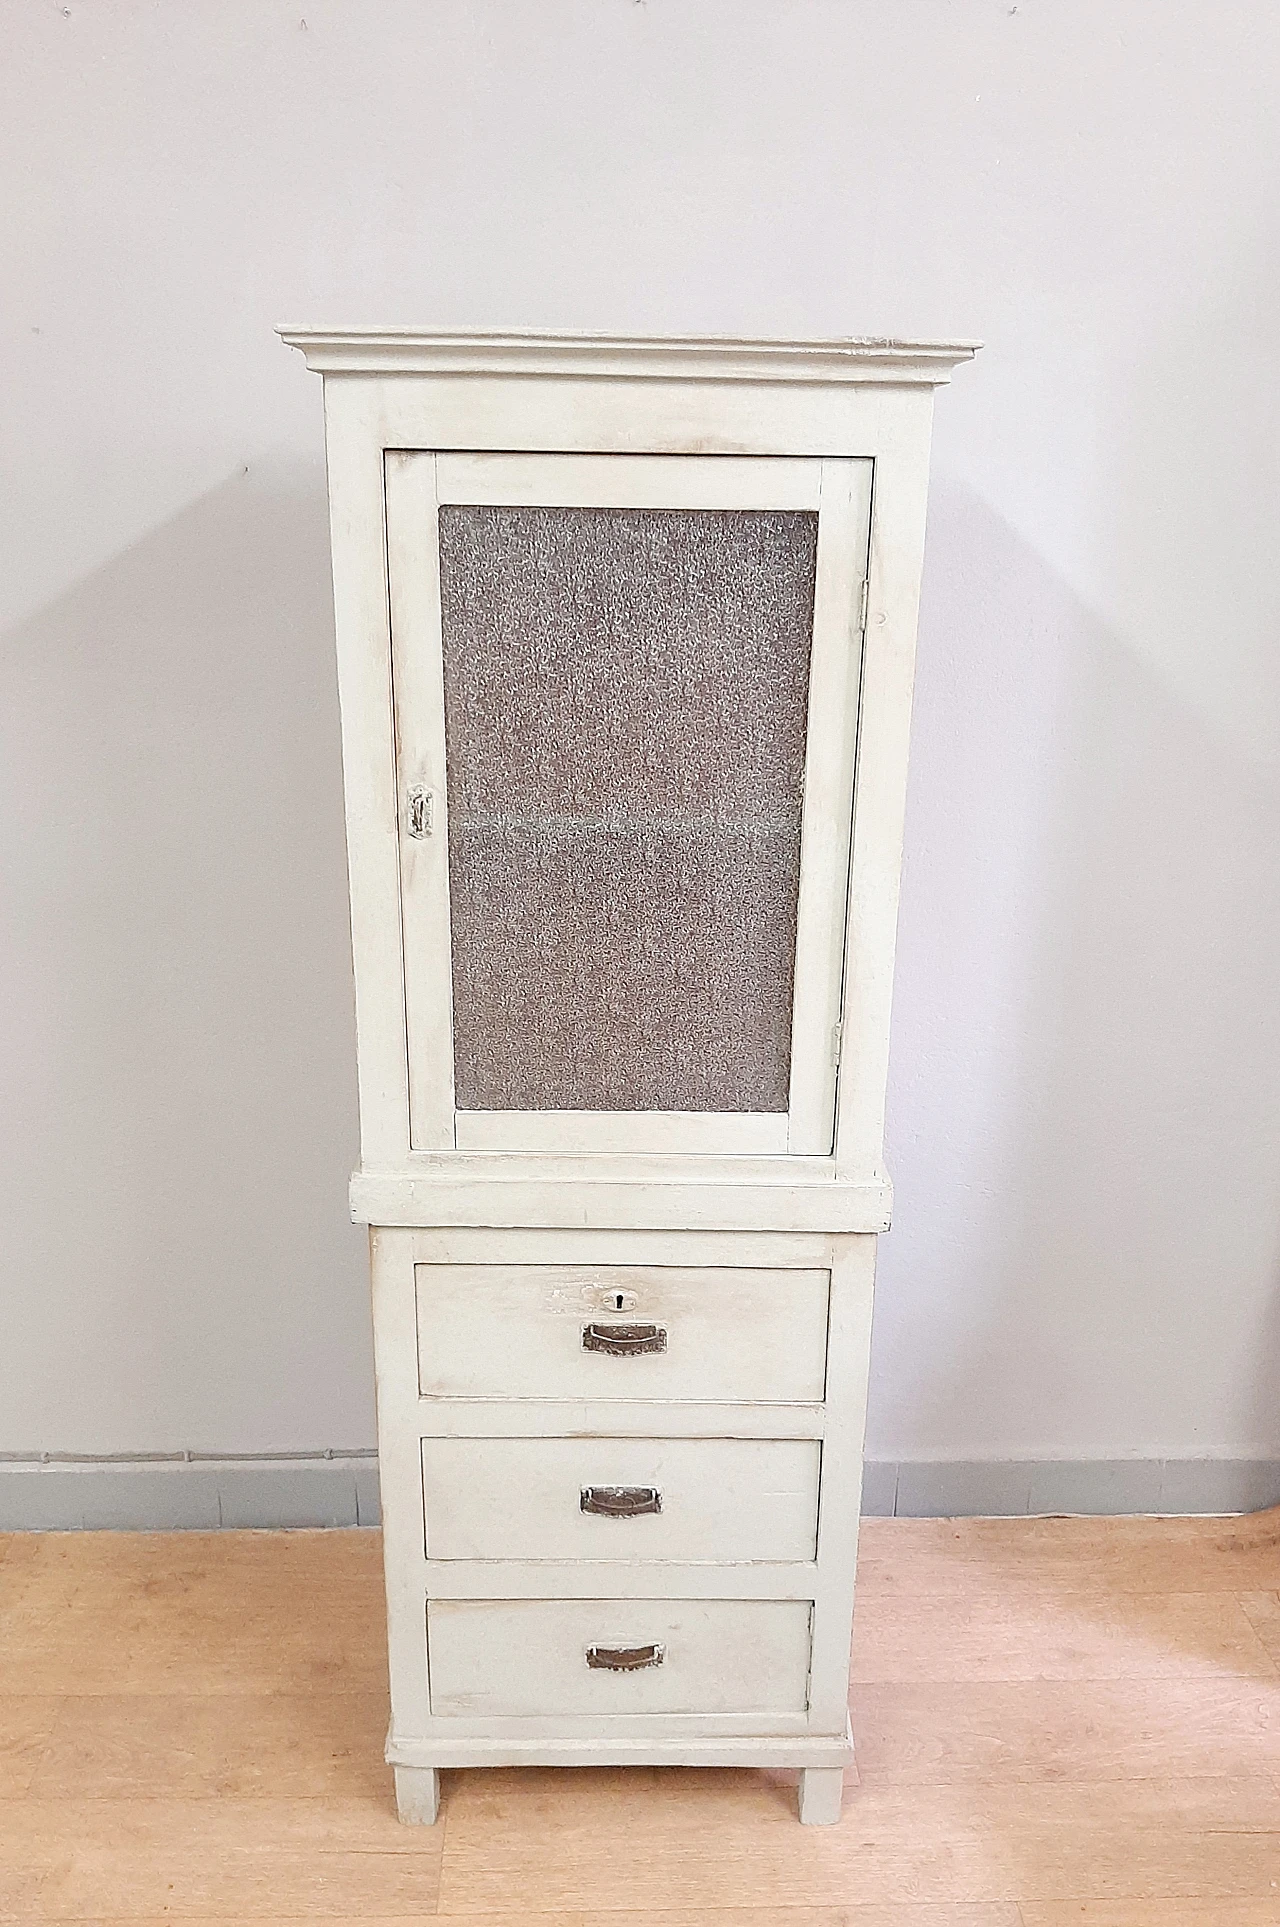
[387,1725,854,1771]
[393,1764,440,1826]
[419,1560,822,1600]
[434,450,826,507]
[787,459,874,1154]
[420,1435,822,1563]
[384,450,455,1152]
[372,1227,874,1782]
[799,1766,846,1825]
[414,1259,832,1404]
[295,329,965,1823]
[453,1113,789,1157]
[412,1404,829,1444]
[349,1170,893,1232]
[426,1597,814,1719]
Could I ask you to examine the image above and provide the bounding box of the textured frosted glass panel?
[438,504,816,1113]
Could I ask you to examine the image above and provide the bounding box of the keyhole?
[586,1283,638,1314]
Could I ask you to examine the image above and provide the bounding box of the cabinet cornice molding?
[277,325,980,385]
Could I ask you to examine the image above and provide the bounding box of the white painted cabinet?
[280,327,976,1825]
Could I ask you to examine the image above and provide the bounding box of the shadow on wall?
[875,476,1280,1473]
[5,455,1279,1472]
[0,464,372,1453]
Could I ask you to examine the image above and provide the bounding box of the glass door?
[385,452,872,1156]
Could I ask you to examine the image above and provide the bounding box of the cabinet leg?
[394,1765,441,1825]
[798,1766,845,1825]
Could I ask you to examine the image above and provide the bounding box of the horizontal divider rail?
[412,1400,829,1439]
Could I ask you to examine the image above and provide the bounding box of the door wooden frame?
[384,450,871,1159]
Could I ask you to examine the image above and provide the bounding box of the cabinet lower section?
[369,1222,875,1825]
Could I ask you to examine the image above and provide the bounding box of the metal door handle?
[581,1322,667,1356]
[586,1642,665,1671]
[580,1485,662,1518]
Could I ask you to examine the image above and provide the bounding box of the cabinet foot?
[798,1766,845,1825]
[394,1765,441,1825]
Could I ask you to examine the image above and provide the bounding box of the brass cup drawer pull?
[580,1484,662,1518]
[581,1321,667,1356]
[586,1642,665,1672]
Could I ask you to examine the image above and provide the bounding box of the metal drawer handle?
[586,1642,665,1671]
[582,1321,667,1356]
[580,1484,662,1518]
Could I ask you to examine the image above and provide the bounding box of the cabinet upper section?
[281,329,976,1226]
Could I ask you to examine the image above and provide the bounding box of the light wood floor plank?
[1019,1905,1280,1925]
[0,1797,442,1917]
[407,1909,1025,1926]
[0,1527,384,1601]
[434,1772,1280,1911]
[1239,1589,1280,1666]
[0,1694,63,1796]
[0,1915,1024,1927]
[0,1530,387,1696]
[857,1513,1280,1598]
[28,1692,390,1799]
[437,1820,1280,1913]
[14,1912,1026,1927]
[3,1523,1280,1920]
[850,1585,1277,1682]
[850,1677,1280,1783]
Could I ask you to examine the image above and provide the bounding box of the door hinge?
[831,1019,843,1065]
[858,578,870,632]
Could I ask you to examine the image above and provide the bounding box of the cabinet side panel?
[806,1234,875,1732]
[835,391,936,1178]
[322,379,411,1164]
[370,1228,430,1738]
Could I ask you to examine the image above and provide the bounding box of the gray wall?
[2,2,1278,1489]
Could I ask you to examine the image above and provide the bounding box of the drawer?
[426,1597,812,1717]
[422,1436,820,1562]
[415,1264,830,1402]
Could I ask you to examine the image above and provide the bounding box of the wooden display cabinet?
[280,326,977,1823]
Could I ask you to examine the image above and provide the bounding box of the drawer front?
[427,1597,812,1717]
[422,1436,820,1563]
[415,1264,830,1402]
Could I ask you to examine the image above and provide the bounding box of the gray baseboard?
[0,1451,381,1530]
[1,1453,1278,1530]
[862,1458,1280,1518]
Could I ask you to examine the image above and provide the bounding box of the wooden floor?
[2,1516,1280,1923]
